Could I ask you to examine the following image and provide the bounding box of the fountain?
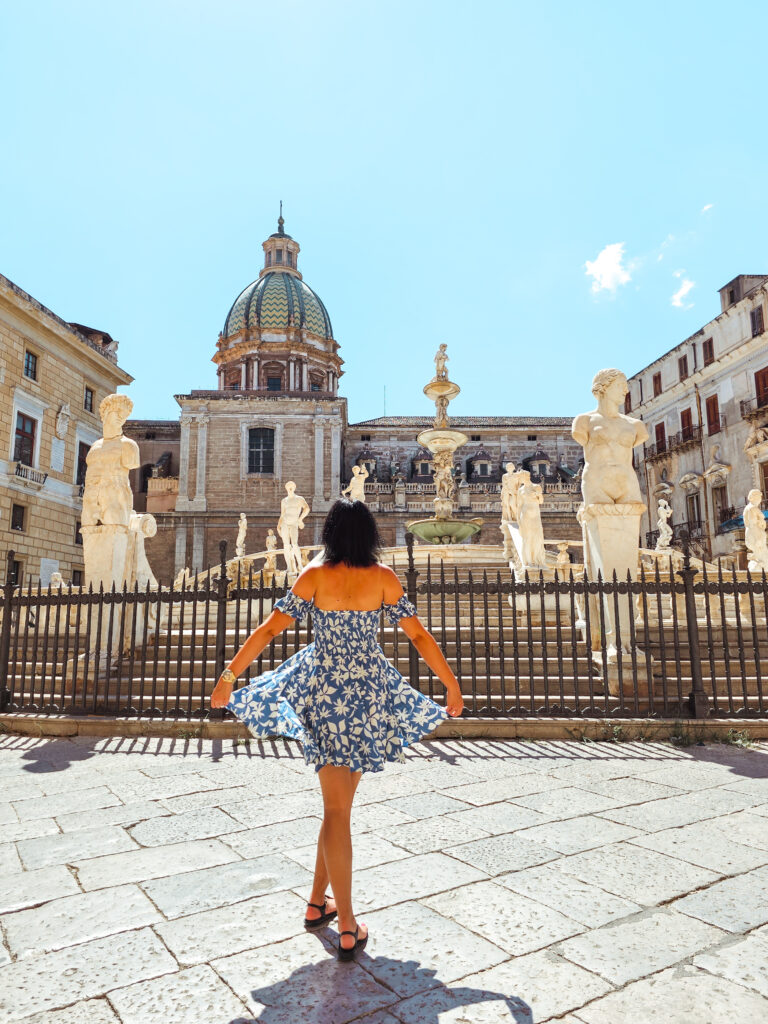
[407,345,483,544]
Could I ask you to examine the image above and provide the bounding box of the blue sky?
[3,1,767,424]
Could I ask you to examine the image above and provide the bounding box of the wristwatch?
[220,668,236,684]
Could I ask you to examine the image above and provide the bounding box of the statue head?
[748,488,763,506]
[99,393,133,435]
[239,512,247,522]
[285,480,296,495]
[505,462,515,473]
[439,343,447,352]
[591,368,628,402]
[352,466,361,477]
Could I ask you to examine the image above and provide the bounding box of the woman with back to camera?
[211,499,463,960]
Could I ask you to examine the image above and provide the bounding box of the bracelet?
[220,668,236,684]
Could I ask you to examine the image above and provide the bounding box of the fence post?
[211,540,228,719]
[678,533,709,718]
[0,551,15,711]
[405,532,420,690]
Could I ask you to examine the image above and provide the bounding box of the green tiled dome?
[223,272,333,339]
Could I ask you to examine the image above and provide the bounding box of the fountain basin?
[417,427,468,453]
[407,517,483,545]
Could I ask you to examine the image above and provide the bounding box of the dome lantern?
[261,203,301,277]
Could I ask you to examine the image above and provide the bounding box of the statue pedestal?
[598,653,653,700]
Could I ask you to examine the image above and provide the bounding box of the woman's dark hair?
[322,499,381,567]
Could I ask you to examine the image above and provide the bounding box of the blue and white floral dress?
[226,591,448,773]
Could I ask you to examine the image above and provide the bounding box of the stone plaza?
[0,733,767,1023]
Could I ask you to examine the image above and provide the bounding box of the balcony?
[14,462,48,489]
[740,393,768,420]
[643,425,702,462]
[646,519,706,549]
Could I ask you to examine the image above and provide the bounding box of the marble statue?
[433,451,454,501]
[434,343,449,379]
[265,528,278,573]
[555,542,570,569]
[744,490,768,572]
[434,394,450,429]
[655,499,673,550]
[235,513,247,558]
[127,512,158,589]
[457,471,471,509]
[517,474,547,568]
[49,571,64,589]
[571,369,648,505]
[342,465,369,502]
[500,462,525,523]
[55,404,71,440]
[278,480,310,577]
[81,393,141,589]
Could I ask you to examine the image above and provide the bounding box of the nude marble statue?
[571,369,649,506]
[278,481,310,576]
[81,394,140,528]
[342,465,369,502]
[517,472,547,568]
[656,498,673,550]
[744,489,768,572]
[434,343,449,379]
[235,513,247,558]
[500,462,524,523]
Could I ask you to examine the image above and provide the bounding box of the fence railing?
[1,539,767,721]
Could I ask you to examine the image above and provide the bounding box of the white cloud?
[671,278,695,309]
[702,203,714,213]
[585,243,631,293]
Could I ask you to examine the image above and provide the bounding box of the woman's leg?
[306,772,362,921]
[317,765,365,948]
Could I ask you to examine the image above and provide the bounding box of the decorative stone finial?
[277,200,285,236]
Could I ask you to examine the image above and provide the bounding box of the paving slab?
[577,964,768,1023]
[673,865,768,932]
[425,880,583,956]
[557,907,724,985]
[13,999,120,1023]
[497,862,641,927]
[446,832,559,875]
[708,808,768,850]
[74,837,240,890]
[220,815,324,857]
[352,852,487,913]
[224,788,324,828]
[356,901,508,996]
[514,813,642,854]
[107,964,250,1024]
[142,851,312,918]
[0,864,80,914]
[442,773,567,806]
[212,932,397,1023]
[0,927,177,1022]
[0,842,22,874]
[13,786,121,821]
[555,841,720,905]
[637,762,738,791]
[1,816,60,843]
[579,775,680,805]
[127,805,244,846]
[694,924,768,997]
[2,883,160,959]
[378,814,490,854]
[103,770,218,803]
[17,824,138,870]
[445,800,548,835]
[0,801,18,825]
[381,791,472,819]
[510,786,627,820]
[155,888,307,965]
[55,799,171,833]
[598,786,759,832]
[631,819,768,873]
[350,802,416,834]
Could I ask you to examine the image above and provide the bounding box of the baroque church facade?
[126,217,583,581]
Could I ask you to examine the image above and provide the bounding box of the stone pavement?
[0,734,767,1023]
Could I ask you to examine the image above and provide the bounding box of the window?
[755,367,768,408]
[267,376,282,392]
[678,355,688,381]
[712,484,729,524]
[286,251,292,267]
[72,569,83,587]
[419,462,430,475]
[275,249,283,264]
[761,461,768,496]
[527,435,537,441]
[75,521,83,545]
[24,351,37,380]
[11,504,25,531]
[84,387,94,413]
[653,372,662,397]
[686,492,701,525]
[76,442,89,486]
[310,382,321,392]
[705,394,720,435]
[8,560,22,587]
[14,412,36,466]
[703,337,714,365]
[654,422,666,453]
[728,288,736,305]
[248,427,275,474]
[680,407,694,441]
[751,307,765,337]
[360,434,371,441]
[478,463,489,476]
[471,435,481,441]
[692,342,697,369]
[639,378,644,402]
[624,391,632,414]
[266,252,272,267]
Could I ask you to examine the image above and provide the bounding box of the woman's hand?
[210,674,234,709]
[445,682,464,718]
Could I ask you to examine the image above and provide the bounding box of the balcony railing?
[643,425,702,461]
[645,519,706,549]
[740,393,768,419]
[14,463,48,488]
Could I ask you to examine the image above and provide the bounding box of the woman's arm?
[211,567,318,708]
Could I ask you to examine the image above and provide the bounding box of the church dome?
[223,273,333,339]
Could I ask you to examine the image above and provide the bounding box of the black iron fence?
[1,539,767,721]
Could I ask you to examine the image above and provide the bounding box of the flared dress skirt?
[226,592,448,773]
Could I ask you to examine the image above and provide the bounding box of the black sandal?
[337,925,368,961]
[304,896,337,931]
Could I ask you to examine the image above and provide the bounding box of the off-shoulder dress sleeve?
[274,590,312,620]
[382,594,417,624]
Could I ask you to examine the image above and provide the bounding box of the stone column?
[302,362,308,391]
[192,521,205,573]
[240,361,247,389]
[174,523,187,573]
[177,415,193,508]
[192,414,209,511]
[330,422,341,499]
[314,419,325,506]
[251,355,258,390]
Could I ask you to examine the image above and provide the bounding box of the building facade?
[0,273,132,585]
[629,274,768,562]
[125,217,583,581]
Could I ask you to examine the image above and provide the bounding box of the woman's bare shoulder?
[292,565,321,599]
[377,563,404,601]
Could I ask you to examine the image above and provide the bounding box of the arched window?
[248,428,275,474]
